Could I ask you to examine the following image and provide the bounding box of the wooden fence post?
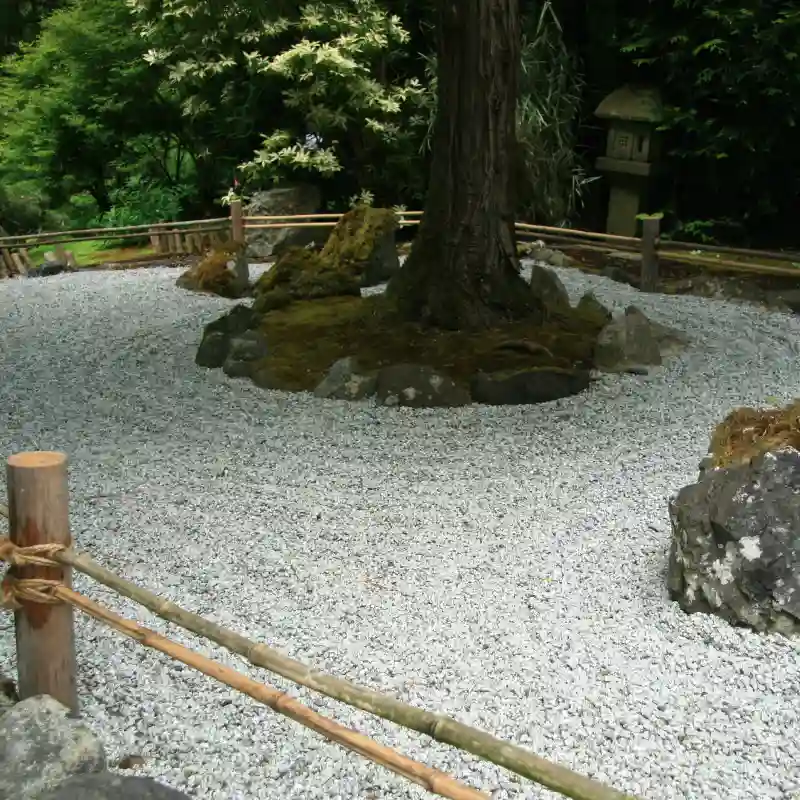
[640,216,660,292]
[7,451,78,713]
[229,198,249,287]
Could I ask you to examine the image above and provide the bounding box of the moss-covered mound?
[708,400,800,468]
[176,247,246,299]
[253,247,361,313]
[249,293,605,391]
[253,206,399,312]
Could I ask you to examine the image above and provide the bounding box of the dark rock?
[601,265,637,287]
[528,264,570,310]
[29,262,69,278]
[227,330,269,363]
[0,695,106,798]
[196,305,258,369]
[375,364,470,408]
[359,226,399,287]
[195,331,230,369]
[245,185,322,260]
[595,305,686,373]
[470,369,591,405]
[668,448,800,636]
[249,363,283,390]
[314,357,377,400]
[39,774,191,799]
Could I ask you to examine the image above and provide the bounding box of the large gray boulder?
[0,695,106,798]
[595,305,686,374]
[668,448,800,636]
[245,185,322,259]
[39,774,190,799]
[195,304,258,369]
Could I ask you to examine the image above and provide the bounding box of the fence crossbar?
[0,520,639,800]
[0,571,485,800]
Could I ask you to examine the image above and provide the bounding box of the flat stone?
[0,695,106,798]
[528,264,570,310]
[375,364,470,408]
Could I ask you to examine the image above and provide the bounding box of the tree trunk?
[387,0,542,330]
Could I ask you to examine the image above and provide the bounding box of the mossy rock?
[176,247,247,299]
[253,247,361,313]
[707,400,800,469]
[252,206,400,312]
[320,205,399,287]
[245,293,605,392]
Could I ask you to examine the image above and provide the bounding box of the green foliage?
[0,0,190,232]
[515,1,593,225]
[96,177,186,229]
[129,0,432,207]
[621,0,800,244]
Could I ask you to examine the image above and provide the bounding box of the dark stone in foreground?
[314,356,377,400]
[668,448,800,636]
[40,774,191,799]
[470,369,591,405]
[196,304,261,370]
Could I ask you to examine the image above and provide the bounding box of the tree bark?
[387,0,542,330]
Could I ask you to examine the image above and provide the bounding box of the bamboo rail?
[0,217,229,247]
[5,577,485,800]
[0,476,639,800]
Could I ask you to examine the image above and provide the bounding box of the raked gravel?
[1,262,800,800]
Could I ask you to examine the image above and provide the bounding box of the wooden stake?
[229,198,249,287]
[640,217,660,292]
[7,451,77,712]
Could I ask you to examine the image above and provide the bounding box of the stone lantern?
[594,85,664,237]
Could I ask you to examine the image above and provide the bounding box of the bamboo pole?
[29,545,637,800]
[656,237,800,263]
[244,220,421,230]
[516,232,640,256]
[0,217,229,246]
[244,211,424,222]
[514,222,641,248]
[6,452,77,712]
[0,227,229,250]
[229,199,249,287]
[46,584,487,800]
[657,250,800,278]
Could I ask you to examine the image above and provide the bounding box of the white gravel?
[1,263,800,800]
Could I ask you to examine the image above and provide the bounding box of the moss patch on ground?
[27,241,154,267]
[708,400,800,468]
[252,294,604,391]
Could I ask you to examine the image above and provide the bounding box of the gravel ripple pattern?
[1,263,799,800]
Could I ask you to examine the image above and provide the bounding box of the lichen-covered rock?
[314,357,377,401]
[176,249,248,299]
[528,264,570,311]
[470,368,591,405]
[320,205,399,287]
[0,695,106,798]
[668,448,800,635]
[39,774,191,799]
[245,185,322,259]
[375,364,470,408]
[594,305,686,373]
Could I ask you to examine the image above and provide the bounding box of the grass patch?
[254,294,603,391]
[27,239,154,267]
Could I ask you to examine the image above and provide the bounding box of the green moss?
[176,249,245,299]
[251,294,604,391]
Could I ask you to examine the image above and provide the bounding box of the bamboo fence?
[0,451,641,800]
[1,199,799,285]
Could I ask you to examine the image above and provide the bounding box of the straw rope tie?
[0,538,67,610]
